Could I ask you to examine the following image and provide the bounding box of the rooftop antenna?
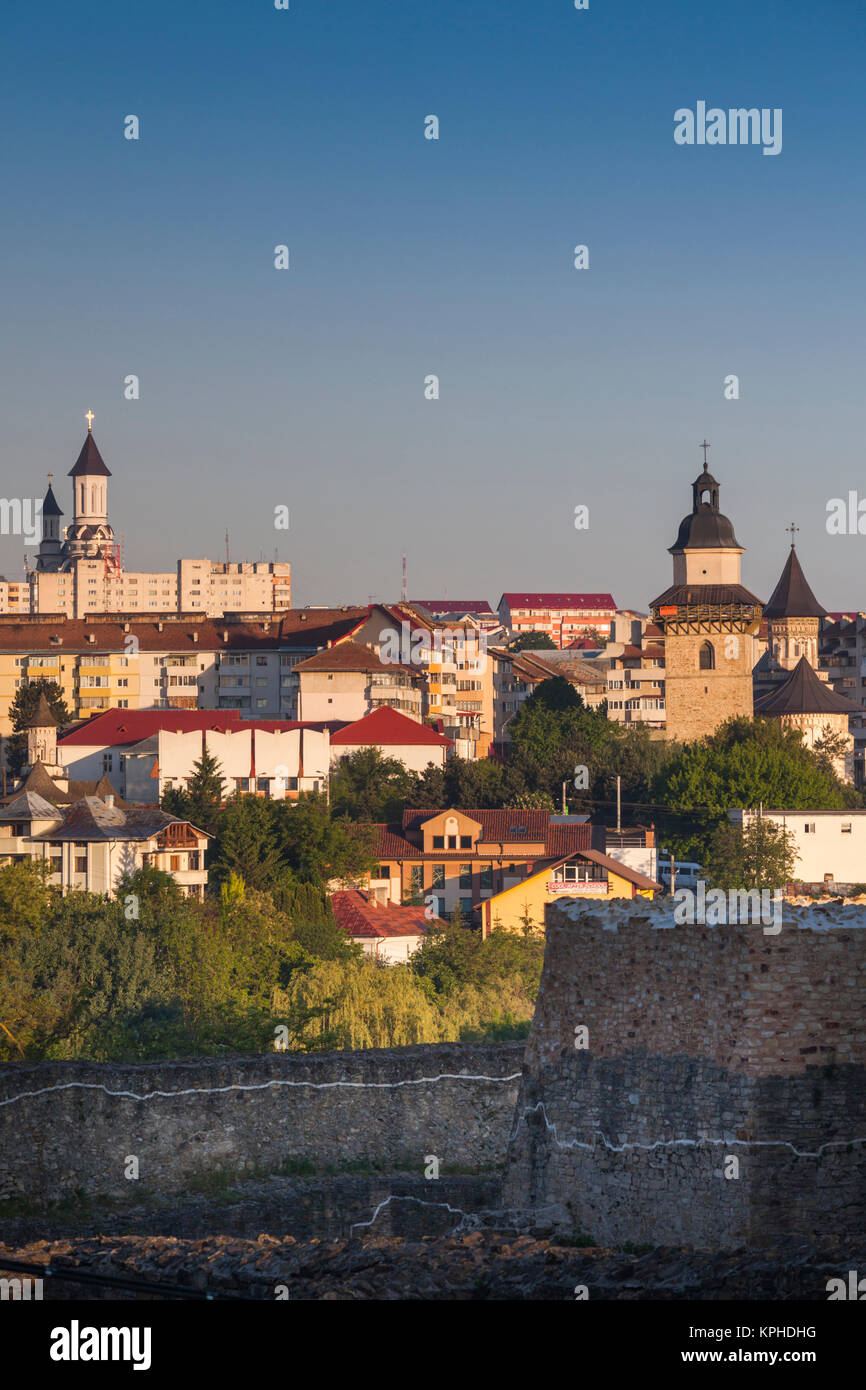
[401,552,407,603]
[225,530,230,564]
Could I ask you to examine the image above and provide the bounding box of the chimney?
[105,794,114,807]
[223,629,228,642]
[192,631,199,643]
[157,620,164,632]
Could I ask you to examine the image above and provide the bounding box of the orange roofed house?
[330,889,429,963]
[357,808,658,936]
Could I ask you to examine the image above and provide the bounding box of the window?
[102,754,113,771]
[447,835,457,849]
[188,852,200,870]
[75,852,87,874]
[431,864,445,888]
[170,855,181,871]
[432,835,445,849]
[459,835,472,849]
[842,822,852,834]
[235,778,250,792]
[480,863,493,890]
[804,823,816,834]
[699,642,715,671]
[410,865,423,893]
[256,778,269,792]
[459,864,472,889]
[460,897,473,917]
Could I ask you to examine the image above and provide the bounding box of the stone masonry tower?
[651,449,762,741]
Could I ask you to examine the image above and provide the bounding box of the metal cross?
[85,410,94,431]
[786,521,799,548]
[699,439,710,467]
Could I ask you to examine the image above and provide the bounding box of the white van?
[658,859,702,890]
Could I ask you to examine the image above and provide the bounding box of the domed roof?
[669,463,742,553]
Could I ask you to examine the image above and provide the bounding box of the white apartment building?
[730,808,866,890]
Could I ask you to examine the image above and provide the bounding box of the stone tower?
[650,456,762,741]
[755,656,858,780]
[25,690,60,769]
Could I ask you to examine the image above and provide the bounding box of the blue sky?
[1,0,865,612]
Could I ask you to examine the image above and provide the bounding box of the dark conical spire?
[69,432,111,478]
[755,656,858,715]
[28,691,59,728]
[42,475,63,517]
[763,545,827,620]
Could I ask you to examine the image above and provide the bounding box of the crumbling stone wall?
[502,901,866,1249]
[0,1043,522,1206]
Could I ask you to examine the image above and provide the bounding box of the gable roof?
[763,548,827,620]
[28,691,59,728]
[331,707,452,747]
[293,639,417,675]
[331,889,430,940]
[754,656,860,716]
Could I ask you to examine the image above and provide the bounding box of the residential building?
[329,706,452,773]
[0,578,30,616]
[295,639,424,723]
[730,808,866,893]
[353,604,495,757]
[330,889,430,962]
[497,593,618,647]
[0,790,209,898]
[489,646,606,748]
[57,708,334,803]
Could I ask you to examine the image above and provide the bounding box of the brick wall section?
[503,901,866,1248]
[0,1043,522,1206]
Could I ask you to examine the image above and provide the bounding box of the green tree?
[704,816,797,891]
[329,746,414,822]
[211,796,286,892]
[509,631,557,651]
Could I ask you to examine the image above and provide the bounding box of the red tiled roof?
[331,889,430,939]
[293,639,418,674]
[411,600,496,617]
[499,593,616,611]
[58,709,338,747]
[331,707,452,747]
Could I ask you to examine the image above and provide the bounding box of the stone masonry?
[502,899,866,1249]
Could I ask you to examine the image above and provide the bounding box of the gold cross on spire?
[47,472,53,484]
[85,410,94,432]
[699,439,710,467]
[786,521,799,548]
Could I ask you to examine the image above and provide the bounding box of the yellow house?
[479,849,658,936]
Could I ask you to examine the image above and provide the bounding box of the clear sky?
[1,0,865,612]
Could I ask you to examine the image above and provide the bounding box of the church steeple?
[763,531,827,673]
[36,473,64,571]
[64,414,115,561]
[668,446,744,586]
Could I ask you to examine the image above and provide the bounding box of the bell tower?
[650,444,762,741]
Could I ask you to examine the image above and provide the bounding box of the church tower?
[35,474,64,571]
[650,447,763,741]
[762,531,827,673]
[64,415,116,562]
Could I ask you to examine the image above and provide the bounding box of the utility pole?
[616,775,621,833]
[561,780,567,814]
[669,851,676,894]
